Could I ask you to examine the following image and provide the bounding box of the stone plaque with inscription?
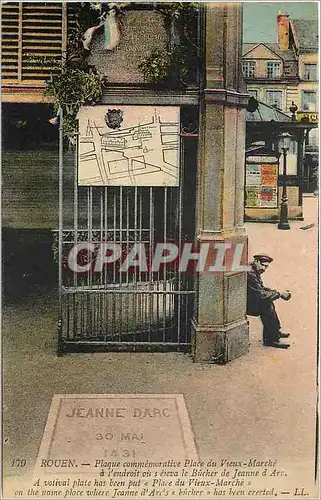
[34,394,198,477]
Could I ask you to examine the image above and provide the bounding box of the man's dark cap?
[253,253,273,263]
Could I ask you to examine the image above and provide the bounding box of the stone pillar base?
[191,318,249,364]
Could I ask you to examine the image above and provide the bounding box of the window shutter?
[1,2,67,86]
[1,3,20,81]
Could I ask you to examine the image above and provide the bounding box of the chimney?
[277,12,290,50]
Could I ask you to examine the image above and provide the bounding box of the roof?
[290,19,318,52]
[246,101,292,123]
[242,42,296,61]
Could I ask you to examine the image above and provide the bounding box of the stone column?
[192,3,250,363]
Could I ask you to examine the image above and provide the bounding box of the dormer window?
[266,61,281,78]
[242,61,256,78]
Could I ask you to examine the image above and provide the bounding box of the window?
[266,61,281,78]
[303,64,317,81]
[1,3,66,85]
[247,89,258,99]
[242,61,256,78]
[265,90,283,110]
[302,91,317,111]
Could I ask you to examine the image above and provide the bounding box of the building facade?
[242,40,299,114]
[242,12,319,212]
[242,13,318,125]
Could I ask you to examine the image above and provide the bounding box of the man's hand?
[280,290,291,301]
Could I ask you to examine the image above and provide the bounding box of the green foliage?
[67,2,101,59]
[139,2,199,87]
[43,3,106,137]
[140,45,190,87]
[138,49,171,84]
[46,66,104,136]
[59,112,78,138]
[47,67,103,109]
[156,2,199,22]
[52,235,58,265]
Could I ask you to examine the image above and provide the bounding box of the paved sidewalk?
[2,197,318,496]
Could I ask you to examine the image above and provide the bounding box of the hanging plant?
[46,65,104,136]
[139,2,199,87]
[43,3,111,138]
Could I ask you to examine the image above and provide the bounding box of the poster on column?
[260,164,278,187]
[1,2,319,500]
[245,161,279,208]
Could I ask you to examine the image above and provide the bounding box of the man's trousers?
[260,301,281,344]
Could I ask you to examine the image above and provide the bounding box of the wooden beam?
[1,89,53,103]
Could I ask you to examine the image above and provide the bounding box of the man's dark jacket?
[247,268,280,316]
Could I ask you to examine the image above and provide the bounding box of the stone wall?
[87,11,167,83]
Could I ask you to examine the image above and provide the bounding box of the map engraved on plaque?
[78,106,180,187]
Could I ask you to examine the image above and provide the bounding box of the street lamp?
[278,132,292,230]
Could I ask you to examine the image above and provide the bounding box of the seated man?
[247,253,291,349]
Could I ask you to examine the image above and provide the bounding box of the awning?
[246,101,292,123]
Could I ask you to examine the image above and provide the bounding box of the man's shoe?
[279,332,290,339]
[264,341,290,349]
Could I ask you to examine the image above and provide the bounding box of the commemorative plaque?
[34,394,198,478]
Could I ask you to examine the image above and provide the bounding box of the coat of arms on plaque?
[104,109,124,129]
